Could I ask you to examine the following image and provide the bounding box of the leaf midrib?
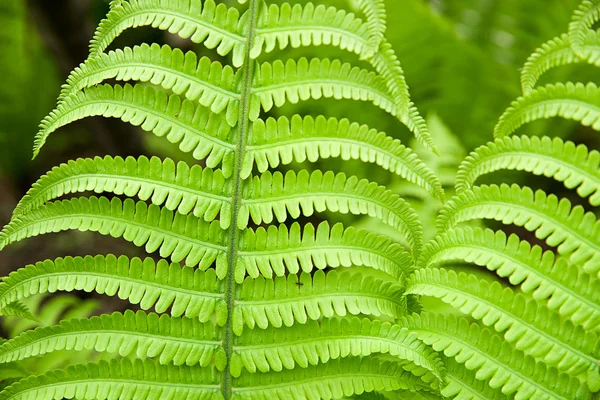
[220,1,261,398]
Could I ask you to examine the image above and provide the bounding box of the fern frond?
[442,357,506,400]
[494,82,600,138]
[351,0,386,58]
[401,313,588,400]
[401,105,436,155]
[59,43,239,120]
[251,3,371,59]
[90,0,382,68]
[358,39,437,154]
[0,311,444,386]
[520,32,600,95]
[252,57,397,119]
[90,0,246,66]
[2,294,98,345]
[234,270,406,333]
[368,40,409,113]
[0,359,222,400]
[238,222,413,283]
[12,155,233,226]
[232,357,434,399]
[418,227,600,331]
[36,84,236,174]
[231,317,444,382]
[37,84,439,188]
[456,135,600,206]
[0,0,444,397]
[0,310,223,368]
[438,184,600,275]
[244,115,444,199]
[2,302,36,321]
[0,255,225,322]
[0,257,406,336]
[242,170,423,255]
[569,0,600,61]
[407,268,600,385]
[0,196,228,272]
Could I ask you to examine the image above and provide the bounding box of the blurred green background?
[0,0,596,317]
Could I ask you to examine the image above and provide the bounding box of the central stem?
[221,0,260,398]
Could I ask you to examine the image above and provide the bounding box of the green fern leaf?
[251,3,372,59]
[569,0,600,61]
[368,40,409,113]
[520,32,600,95]
[252,57,397,119]
[234,269,406,334]
[59,43,239,120]
[456,135,600,206]
[0,312,444,386]
[438,184,600,275]
[242,170,423,255]
[0,359,223,400]
[12,155,233,226]
[36,84,236,175]
[1,302,36,322]
[90,0,385,68]
[494,82,600,138]
[36,85,440,189]
[401,105,437,156]
[231,357,434,399]
[1,294,98,347]
[0,0,442,397]
[238,222,413,283]
[0,310,223,368]
[90,0,245,66]
[230,317,444,382]
[351,0,386,58]
[401,313,588,400]
[244,115,443,199]
[418,227,600,331]
[0,255,225,323]
[0,196,228,272]
[406,268,600,386]
[441,357,506,400]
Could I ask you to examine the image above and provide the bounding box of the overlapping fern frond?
[405,1,600,397]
